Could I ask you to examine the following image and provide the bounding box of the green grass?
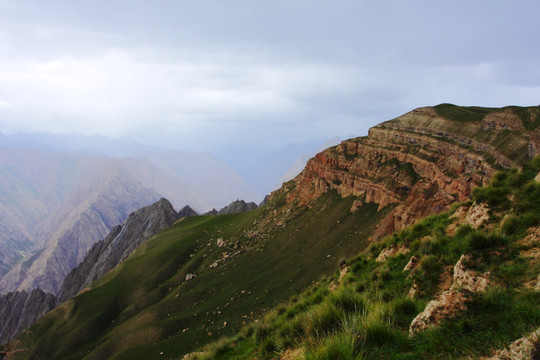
[183,157,540,360]
[13,191,390,360]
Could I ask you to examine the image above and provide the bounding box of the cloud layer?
[0,1,539,150]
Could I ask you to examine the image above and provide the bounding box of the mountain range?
[3,103,540,359]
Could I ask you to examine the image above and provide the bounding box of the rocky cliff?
[271,104,538,238]
[57,198,181,303]
[0,165,160,295]
[218,199,258,214]
[0,289,55,345]
[0,198,184,345]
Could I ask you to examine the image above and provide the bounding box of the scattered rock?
[376,244,409,262]
[185,273,197,281]
[330,266,350,291]
[280,348,304,360]
[451,203,490,230]
[451,255,490,293]
[407,280,420,299]
[217,238,226,247]
[403,255,420,272]
[409,289,472,335]
[481,327,540,360]
[350,199,363,213]
[409,254,490,335]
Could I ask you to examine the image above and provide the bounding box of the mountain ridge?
[6,104,540,359]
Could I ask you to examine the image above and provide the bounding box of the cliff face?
[0,289,55,345]
[273,105,538,237]
[0,166,160,295]
[57,198,180,303]
[0,198,182,345]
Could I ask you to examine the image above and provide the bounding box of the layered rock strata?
[273,105,537,238]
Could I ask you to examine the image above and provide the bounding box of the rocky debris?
[409,289,472,335]
[535,172,540,183]
[217,238,226,247]
[185,273,197,281]
[482,110,524,131]
[481,327,540,360]
[407,280,420,299]
[57,198,180,304]
[182,352,204,360]
[280,348,304,360]
[450,203,490,230]
[534,275,540,292]
[376,244,409,262]
[330,266,350,291]
[403,255,420,272]
[218,200,258,215]
[451,255,490,293]
[178,205,198,218]
[409,254,490,335]
[0,289,56,344]
[350,199,363,213]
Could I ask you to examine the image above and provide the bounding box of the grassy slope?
[13,191,391,360]
[192,157,540,359]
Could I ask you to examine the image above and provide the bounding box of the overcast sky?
[0,0,539,152]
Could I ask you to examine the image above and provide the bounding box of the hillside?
[7,104,540,359]
[190,155,540,360]
[0,146,261,295]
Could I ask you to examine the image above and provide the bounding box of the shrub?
[391,297,419,328]
[467,231,507,252]
[303,302,345,338]
[363,322,397,346]
[254,323,271,341]
[329,287,365,314]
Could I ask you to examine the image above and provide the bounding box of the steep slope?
[0,161,160,294]
[280,104,538,238]
[8,104,539,359]
[191,157,540,360]
[0,290,56,346]
[0,198,185,345]
[57,198,181,303]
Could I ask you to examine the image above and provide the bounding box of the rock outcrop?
[271,105,537,238]
[0,289,56,344]
[178,205,198,218]
[0,165,160,295]
[376,244,409,262]
[57,198,180,303]
[218,200,258,215]
[0,198,182,344]
[482,327,540,360]
[409,254,490,335]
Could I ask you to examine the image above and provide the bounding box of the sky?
[0,0,539,152]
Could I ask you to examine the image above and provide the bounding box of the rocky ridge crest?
[270,105,538,238]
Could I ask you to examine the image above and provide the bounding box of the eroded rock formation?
[271,105,537,238]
